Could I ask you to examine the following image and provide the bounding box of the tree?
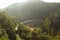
[0,11,16,40]
[18,24,31,40]
[44,13,60,38]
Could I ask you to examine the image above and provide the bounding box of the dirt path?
[16,34,22,40]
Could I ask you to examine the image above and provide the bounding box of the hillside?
[0,0,60,40]
[5,1,59,21]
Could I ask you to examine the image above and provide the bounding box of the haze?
[0,0,59,9]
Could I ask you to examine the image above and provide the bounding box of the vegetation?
[0,11,16,40]
[5,1,58,21]
[0,2,59,39]
[0,11,59,40]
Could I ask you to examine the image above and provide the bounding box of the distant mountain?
[5,0,59,21]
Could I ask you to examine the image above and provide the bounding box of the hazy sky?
[43,0,59,2]
[0,0,59,9]
[0,0,28,9]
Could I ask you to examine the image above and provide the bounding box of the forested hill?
[5,0,59,21]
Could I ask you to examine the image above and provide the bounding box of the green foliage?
[18,25,31,40]
[0,11,60,40]
[0,11,16,40]
[0,36,9,40]
[18,25,53,40]
[15,12,60,40]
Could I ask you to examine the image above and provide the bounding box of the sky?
[43,0,59,2]
[0,0,59,9]
[0,0,28,9]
